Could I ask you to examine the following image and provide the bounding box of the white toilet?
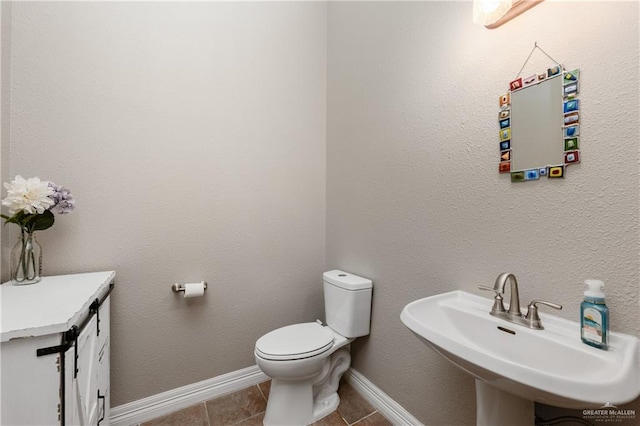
[254,270,373,426]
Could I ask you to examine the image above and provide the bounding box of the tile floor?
[140,380,392,426]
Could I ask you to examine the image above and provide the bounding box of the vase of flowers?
[1,175,75,285]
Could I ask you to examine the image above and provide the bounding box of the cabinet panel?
[0,334,61,425]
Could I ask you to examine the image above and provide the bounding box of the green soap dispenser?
[580,279,609,350]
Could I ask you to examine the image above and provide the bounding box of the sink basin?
[400,290,640,411]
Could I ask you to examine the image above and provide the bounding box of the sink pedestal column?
[475,380,534,426]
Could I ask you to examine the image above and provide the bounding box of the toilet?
[254,270,373,426]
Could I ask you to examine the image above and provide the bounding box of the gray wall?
[6,2,327,406]
[327,2,639,424]
[0,1,11,276]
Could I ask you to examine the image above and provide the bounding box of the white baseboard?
[344,369,424,426]
[109,365,269,426]
[110,366,420,426]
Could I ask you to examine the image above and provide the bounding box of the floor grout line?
[237,411,265,425]
[203,401,212,426]
[348,410,379,426]
[337,412,349,425]
[256,383,268,403]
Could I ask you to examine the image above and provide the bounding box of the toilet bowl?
[255,322,352,425]
[254,271,373,426]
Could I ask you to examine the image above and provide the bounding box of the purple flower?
[48,182,75,214]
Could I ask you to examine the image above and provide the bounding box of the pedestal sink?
[400,291,640,425]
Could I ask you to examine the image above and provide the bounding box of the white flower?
[2,175,55,215]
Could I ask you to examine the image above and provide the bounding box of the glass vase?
[10,231,42,285]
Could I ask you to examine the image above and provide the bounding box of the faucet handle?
[525,300,563,329]
[478,285,506,314]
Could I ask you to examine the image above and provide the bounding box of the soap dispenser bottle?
[580,279,609,350]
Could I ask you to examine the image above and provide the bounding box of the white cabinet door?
[97,297,110,425]
[68,315,99,426]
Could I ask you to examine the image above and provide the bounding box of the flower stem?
[18,230,28,282]
[14,229,37,282]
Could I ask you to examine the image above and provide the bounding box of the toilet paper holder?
[172,281,208,293]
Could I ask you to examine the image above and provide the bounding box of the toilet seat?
[256,322,335,361]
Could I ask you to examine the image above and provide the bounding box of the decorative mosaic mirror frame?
[498,66,581,182]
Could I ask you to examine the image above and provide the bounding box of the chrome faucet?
[479,273,562,330]
[495,272,522,316]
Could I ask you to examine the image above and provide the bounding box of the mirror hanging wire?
[514,42,562,79]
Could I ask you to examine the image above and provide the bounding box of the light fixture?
[473,0,544,29]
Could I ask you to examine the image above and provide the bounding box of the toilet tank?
[323,270,373,338]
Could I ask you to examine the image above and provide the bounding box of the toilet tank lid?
[323,270,372,290]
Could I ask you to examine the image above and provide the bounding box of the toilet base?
[262,348,351,426]
[263,386,340,426]
[309,392,340,424]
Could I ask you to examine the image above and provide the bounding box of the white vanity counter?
[1,270,115,342]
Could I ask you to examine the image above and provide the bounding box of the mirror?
[511,75,563,170]
[498,66,581,182]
